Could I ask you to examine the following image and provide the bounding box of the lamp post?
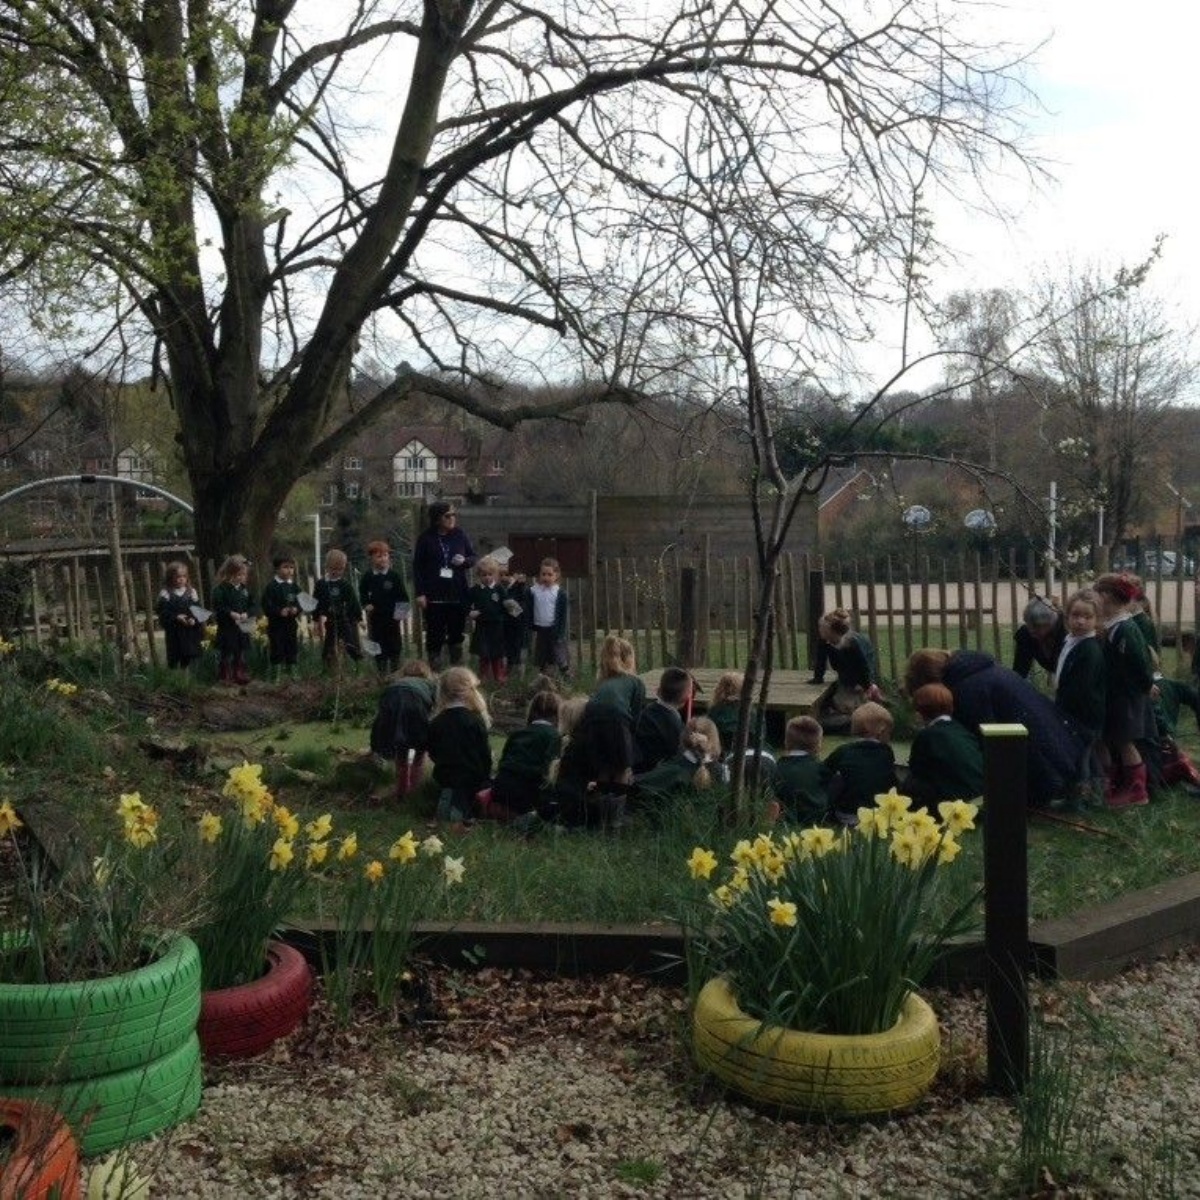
[311,513,322,579]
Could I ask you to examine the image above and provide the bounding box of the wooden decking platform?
[639,668,824,715]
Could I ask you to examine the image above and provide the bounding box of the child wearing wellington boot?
[1093,574,1156,809]
[370,660,437,802]
[212,554,254,685]
[426,666,492,826]
[468,556,508,684]
[1053,589,1107,810]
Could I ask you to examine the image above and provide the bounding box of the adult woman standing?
[412,502,475,668]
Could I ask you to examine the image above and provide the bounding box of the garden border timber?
[281,870,1200,988]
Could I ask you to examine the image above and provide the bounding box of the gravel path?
[133,951,1200,1199]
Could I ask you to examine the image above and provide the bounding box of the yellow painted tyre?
[693,977,940,1117]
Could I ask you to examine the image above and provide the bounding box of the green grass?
[5,650,1200,930]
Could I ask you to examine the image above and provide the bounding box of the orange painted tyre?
[693,977,940,1117]
[0,1098,82,1200]
[197,941,312,1059]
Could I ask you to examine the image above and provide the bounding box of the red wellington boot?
[1107,762,1149,810]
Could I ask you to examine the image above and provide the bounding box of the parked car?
[1113,550,1196,576]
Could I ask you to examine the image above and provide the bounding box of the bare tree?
[1031,260,1196,551]
[0,1,1030,568]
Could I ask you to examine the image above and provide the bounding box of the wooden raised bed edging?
[280,871,1200,987]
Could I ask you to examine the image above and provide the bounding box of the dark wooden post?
[806,568,824,673]
[677,567,697,668]
[981,722,1030,1095]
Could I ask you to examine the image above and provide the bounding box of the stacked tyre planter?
[198,940,312,1060]
[692,976,940,1117]
[0,1098,81,1200]
[0,936,202,1156]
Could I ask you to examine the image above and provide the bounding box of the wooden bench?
[638,668,824,716]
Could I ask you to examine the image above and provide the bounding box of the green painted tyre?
[693,977,940,1117]
[0,936,201,1084]
[4,1032,202,1156]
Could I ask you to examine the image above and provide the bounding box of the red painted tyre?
[197,941,312,1059]
[0,1098,82,1200]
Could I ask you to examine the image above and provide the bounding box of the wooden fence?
[12,548,1199,680]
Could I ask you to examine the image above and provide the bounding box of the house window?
[321,483,337,507]
[29,449,50,470]
[344,456,362,471]
[394,482,427,498]
[408,455,426,470]
[490,457,503,472]
[345,481,360,499]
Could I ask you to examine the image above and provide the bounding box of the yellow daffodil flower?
[117,792,145,819]
[937,799,980,836]
[938,835,962,865]
[0,799,22,837]
[305,813,333,841]
[0,637,14,655]
[799,826,837,858]
[269,837,295,871]
[875,789,913,821]
[443,855,465,885]
[767,897,798,927]
[124,810,159,848]
[223,761,266,801]
[198,812,223,844]
[730,839,756,867]
[760,852,787,883]
[337,832,358,862]
[729,865,750,892]
[711,884,735,909]
[273,805,300,840]
[365,859,385,884]
[890,825,926,870]
[306,841,330,869]
[389,831,419,864]
[687,846,718,880]
[420,834,444,857]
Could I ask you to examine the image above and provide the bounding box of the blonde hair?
[819,609,852,640]
[216,554,249,583]
[680,721,714,790]
[163,560,191,589]
[851,701,893,741]
[476,555,500,578]
[710,671,743,707]
[558,695,588,738]
[434,666,491,727]
[598,635,637,680]
[324,548,347,574]
[1064,589,1100,620]
[686,716,721,761]
[398,658,435,680]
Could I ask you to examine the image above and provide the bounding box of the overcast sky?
[890,0,1199,394]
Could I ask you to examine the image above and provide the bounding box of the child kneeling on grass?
[823,701,897,826]
[370,659,438,801]
[631,717,721,813]
[426,666,492,826]
[768,715,831,826]
[481,690,563,826]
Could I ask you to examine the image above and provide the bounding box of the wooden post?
[956,551,968,649]
[744,555,754,665]
[658,554,670,669]
[981,722,1030,1096]
[60,565,75,641]
[616,558,626,639]
[884,556,897,682]
[806,567,824,674]
[700,534,711,667]
[678,567,698,668]
[974,551,985,651]
[990,551,1003,660]
[939,558,949,646]
[920,554,931,646]
[30,568,43,648]
[718,557,729,669]
[92,566,109,651]
[141,563,161,668]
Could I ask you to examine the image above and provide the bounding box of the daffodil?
[124,807,159,848]
[711,884,735,909]
[223,761,266,801]
[306,840,330,869]
[337,832,358,862]
[799,826,837,859]
[875,789,913,821]
[389,831,419,864]
[0,799,22,837]
[420,834,444,857]
[198,811,223,844]
[937,799,980,836]
[269,837,295,871]
[731,839,756,867]
[856,806,889,839]
[117,792,146,819]
[273,805,300,840]
[305,813,333,841]
[938,835,962,865]
[0,637,14,655]
[688,846,718,880]
[443,855,465,885]
[890,825,927,870]
[365,859,385,884]
[767,897,798,927]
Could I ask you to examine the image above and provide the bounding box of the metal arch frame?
[0,474,194,514]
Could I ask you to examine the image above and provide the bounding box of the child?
[1052,589,1107,809]
[632,717,719,809]
[314,548,364,668]
[370,659,438,801]
[211,554,253,685]
[633,666,692,771]
[485,691,563,823]
[769,715,831,826]
[1093,573,1156,809]
[813,609,882,733]
[468,556,508,683]
[705,671,744,753]
[589,635,646,724]
[260,554,302,676]
[823,701,897,825]
[904,684,984,810]
[528,558,570,678]
[425,666,492,825]
[551,693,634,831]
[359,540,409,675]
[155,561,204,671]
[500,563,530,676]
